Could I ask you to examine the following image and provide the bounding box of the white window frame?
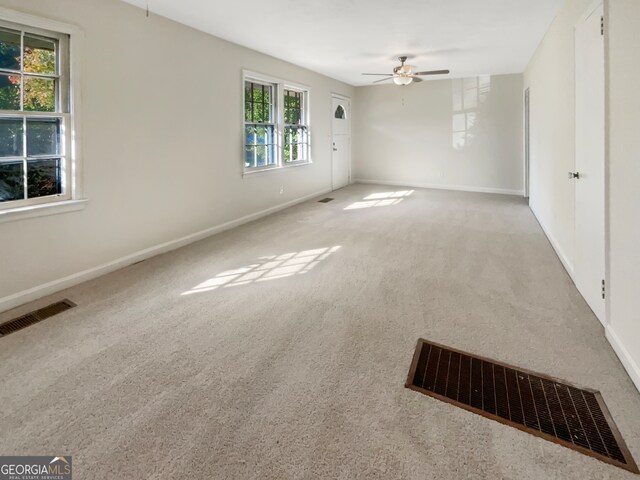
[283,85,310,166]
[242,70,311,176]
[0,7,84,224]
[243,77,278,171]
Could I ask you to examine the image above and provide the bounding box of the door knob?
[333,147,338,151]
[568,171,580,179]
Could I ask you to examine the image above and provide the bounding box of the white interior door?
[574,3,605,324]
[332,96,351,190]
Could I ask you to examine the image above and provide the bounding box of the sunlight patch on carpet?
[182,246,341,295]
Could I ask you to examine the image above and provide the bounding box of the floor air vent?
[0,299,76,337]
[318,198,334,203]
[406,338,638,473]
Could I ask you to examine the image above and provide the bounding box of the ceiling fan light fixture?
[393,76,413,86]
[362,56,448,85]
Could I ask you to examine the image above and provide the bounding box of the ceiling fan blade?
[362,73,393,76]
[373,76,395,83]
[411,76,423,83]
[413,69,450,76]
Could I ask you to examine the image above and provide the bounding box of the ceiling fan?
[362,56,450,85]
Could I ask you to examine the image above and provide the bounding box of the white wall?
[525,0,640,392]
[352,74,524,195]
[523,0,593,275]
[0,0,353,310]
[605,0,640,390]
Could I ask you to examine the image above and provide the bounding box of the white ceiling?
[123,0,563,86]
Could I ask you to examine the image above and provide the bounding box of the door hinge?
[601,15,604,35]
[601,279,606,299]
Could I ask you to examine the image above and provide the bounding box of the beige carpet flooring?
[1,184,639,479]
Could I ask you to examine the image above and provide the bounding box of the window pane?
[285,143,304,163]
[0,28,21,71]
[257,125,274,145]
[288,126,300,144]
[24,76,55,112]
[244,83,252,122]
[27,118,61,155]
[266,144,276,166]
[245,81,273,123]
[257,125,267,144]
[245,146,255,168]
[284,90,302,125]
[27,158,61,198]
[286,127,302,143]
[0,118,23,157]
[255,145,266,167]
[245,125,257,145]
[266,125,274,146]
[0,73,20,110]
[284,126,308,163]
[262,87,270,121]
[253,144,276,167]
[0,161,24,201]
[23,35,56,75]
[252,101,264,123]
[246,124,275,150]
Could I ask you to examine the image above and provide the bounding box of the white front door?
[332,96,351,190]
[574,2,605,324]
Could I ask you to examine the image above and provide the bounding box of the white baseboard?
[528,208,640,394]
[529,204,575,281]
[0,187,331,313]
[353,178,524,196]
[606,324,640,393]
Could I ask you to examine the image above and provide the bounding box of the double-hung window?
[243,72,310,173]
[244,80,276,168]
[283,88,309,164]
[0,19,71,210]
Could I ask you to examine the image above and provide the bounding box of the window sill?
[0,198,88,224]
[242,161,312,178]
